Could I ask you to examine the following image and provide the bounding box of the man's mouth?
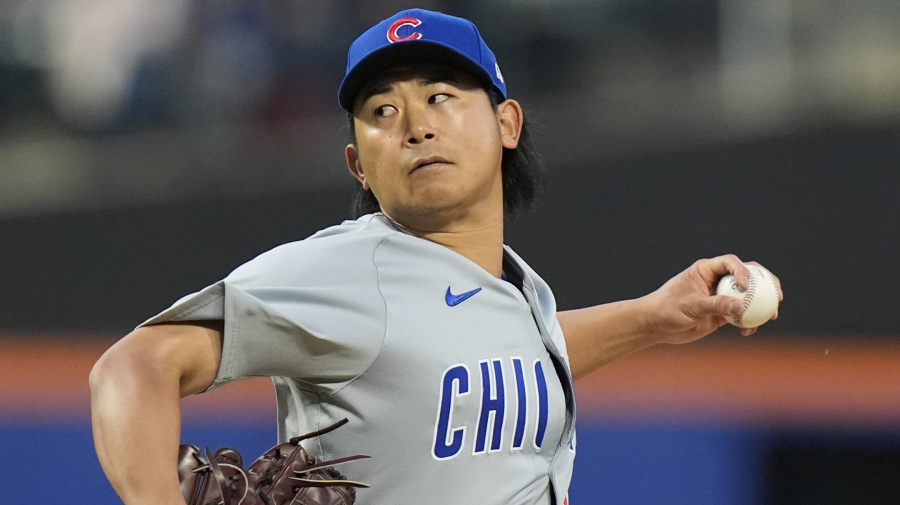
[411,156,451,173]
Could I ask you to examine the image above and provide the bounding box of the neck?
[383,210,505,278]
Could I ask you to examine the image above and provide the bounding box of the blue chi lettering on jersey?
[432,364,470,460]
[445,286,482,306]
[474,359,505,454]
[533,359,549,450]
[511,357,528,450]
[433,356,555,460]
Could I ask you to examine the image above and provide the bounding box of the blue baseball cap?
[338,9,507,112]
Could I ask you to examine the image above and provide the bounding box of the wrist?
[117,480,187,505]
[128,495,187,505]
[629,292,667,347]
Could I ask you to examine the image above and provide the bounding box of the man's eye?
[429,93,450,104]
[375,105,397,117]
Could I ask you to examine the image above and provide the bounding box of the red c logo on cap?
[387,17,422,42]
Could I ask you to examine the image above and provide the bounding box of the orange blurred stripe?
[0,337,274,422]
[2,336,899,426]
[0,338,111,419]
[576,337,900,426]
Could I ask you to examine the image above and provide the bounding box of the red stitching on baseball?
[734,268,758,328]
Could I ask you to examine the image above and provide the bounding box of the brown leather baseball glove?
[178,418,369,505]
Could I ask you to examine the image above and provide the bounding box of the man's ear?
[345,144,370,190]
[497,99,524,150]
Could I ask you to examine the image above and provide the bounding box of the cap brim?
[339,41,497,112]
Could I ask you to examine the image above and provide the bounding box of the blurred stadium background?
[1,1,899,503]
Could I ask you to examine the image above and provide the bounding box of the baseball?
[716,264,780,328]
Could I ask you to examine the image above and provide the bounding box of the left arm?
[558,255,782,380]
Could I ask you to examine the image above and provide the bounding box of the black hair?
[346,88,544,219]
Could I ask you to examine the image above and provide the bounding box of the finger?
[701,254,750,289]
[741,327,757,336]
[697,294,744,318]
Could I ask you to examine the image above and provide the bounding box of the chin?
[388,184,501,226]
[405,187,463,212]
[407,200,463,218]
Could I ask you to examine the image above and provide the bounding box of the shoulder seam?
[327,234,392,395]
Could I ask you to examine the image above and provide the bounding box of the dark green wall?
[2,124,898,336]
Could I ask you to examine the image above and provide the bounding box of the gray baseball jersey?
[142,213,577,504]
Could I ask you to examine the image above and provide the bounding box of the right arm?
[89,321,223,505]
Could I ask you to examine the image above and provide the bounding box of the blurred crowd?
[3,0,894,134]
[1,0,414,132]
[0,0,897,213]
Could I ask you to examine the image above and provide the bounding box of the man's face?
[346,63,517,229]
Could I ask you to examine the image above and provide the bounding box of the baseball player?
[90,8,782,505]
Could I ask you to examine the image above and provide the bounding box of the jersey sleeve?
[139,235,387,392]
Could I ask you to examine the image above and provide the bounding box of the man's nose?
[404,104,438,145]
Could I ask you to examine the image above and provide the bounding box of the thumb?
[702,295,744,317]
